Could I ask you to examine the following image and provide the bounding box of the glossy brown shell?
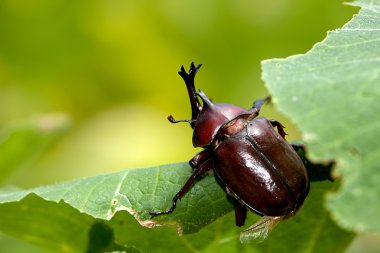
[213,117,309,217]
[192,91,251,147]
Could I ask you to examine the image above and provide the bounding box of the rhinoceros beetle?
[150,63,310,241]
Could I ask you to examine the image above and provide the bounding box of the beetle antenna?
[167,115,195,125]
[178,62,203,128]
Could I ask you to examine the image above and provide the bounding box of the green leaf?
[0,113,70,183]
[0,1,364,251]
[0,163,232,252]
[0,163,232,233]
[110,180,354,253]
[0,163,353,253]
[262,0,380,234]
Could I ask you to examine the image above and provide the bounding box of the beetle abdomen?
[247,117,309,208]
[213,117,309,217]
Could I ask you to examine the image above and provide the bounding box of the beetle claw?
[149,195,179,219]
[149,209,173,219]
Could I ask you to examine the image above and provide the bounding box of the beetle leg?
[233,201,248,227]
[291,143,335,182]
[291,143,305,152]
[250,96,271,112]
[178,62,203,128]
[242,96,271,123]
[270,119,287,140]
[149,159,213,218]
[189,148,213,170]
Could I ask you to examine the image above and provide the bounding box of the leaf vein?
[78,176,108,212]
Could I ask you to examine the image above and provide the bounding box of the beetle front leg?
[149,158,213,218]
[243,96,271,122]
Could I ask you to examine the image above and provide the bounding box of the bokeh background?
[2,0,378,252]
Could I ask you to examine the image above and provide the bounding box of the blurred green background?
[2,0,377,252]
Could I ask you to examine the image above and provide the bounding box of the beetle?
[150,63,310,241]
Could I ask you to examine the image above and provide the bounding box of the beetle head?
[175,63,253,147]
[192,90,251,147]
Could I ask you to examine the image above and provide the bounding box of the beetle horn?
[196,90,214,108]
[178,62,203,128]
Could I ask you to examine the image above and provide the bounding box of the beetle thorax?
[192,90,251,148]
